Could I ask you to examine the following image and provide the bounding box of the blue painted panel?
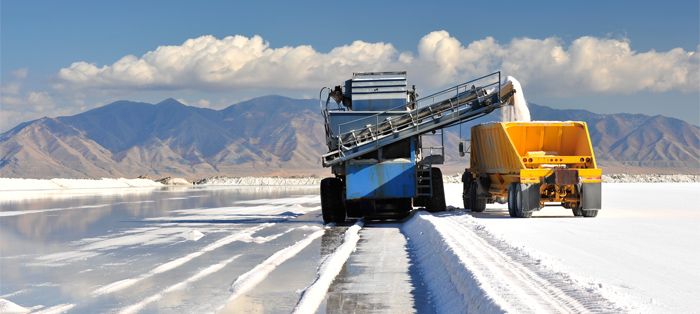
[346,161,416,199]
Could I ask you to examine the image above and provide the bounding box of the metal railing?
[321,71,506,166]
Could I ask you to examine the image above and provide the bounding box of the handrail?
[320,71,508,166]
[332,71,501,140]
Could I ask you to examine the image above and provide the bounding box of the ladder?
[322,71,512,167]
[416,166,433,197]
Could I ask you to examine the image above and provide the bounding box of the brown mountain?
[1,96,698,178]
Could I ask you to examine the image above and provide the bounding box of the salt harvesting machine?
[318,71,516,223]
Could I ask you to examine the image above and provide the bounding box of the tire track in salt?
[407,211,622,313]
[33,303,76,314]
[437,215,587,313]
[92,223,273,296]
[119,255,241,314]
[217,227,325,311]
[293,221,364,314]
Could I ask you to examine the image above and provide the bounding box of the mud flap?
[581,183,602,210]
[520,183,541,212]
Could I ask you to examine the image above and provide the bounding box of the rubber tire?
[462,172,471,210]
[468,184,486,212]
[511,183,532,218]
[426,168,446,212]
[573,184,599,218]
[581,209,598,217]
[320,177,345,224]
[508,183,518,217]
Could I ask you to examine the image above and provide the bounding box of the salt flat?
[1,182,697,313]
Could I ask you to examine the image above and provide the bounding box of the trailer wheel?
[462,172,471,210]
[426,168,446,212]
[320,177,345,224]
[575,183,601,218]
[468,184,486,212]
[572,207,583,217]
[581,209,598,217]
[508,183,518,217]
[509,183,532,218]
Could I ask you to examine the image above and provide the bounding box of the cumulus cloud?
[1,68,60,131]
[0,90,57,130]
[55,31,699,96]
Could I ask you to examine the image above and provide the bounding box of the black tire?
[581,209,598,217]
[320,177,345,224]
[510,183,532,218]
[572,208,583,217]
[426,168,446,212]
[468,184,486,212]
[508,183,518,217]
[573,184,599,218]
[462,172,471,210]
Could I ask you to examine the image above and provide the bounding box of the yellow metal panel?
[469,121,602,195]
[470,123,524,174]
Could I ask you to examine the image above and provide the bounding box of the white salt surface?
[220,229,325,309]
[119,255,240,314]
[0,298,30,313]
[92,224,273,296]
[294,221,364,313]
[181,230,205,241]
[439,182,700,313]
[32,303,76,314]
[0,178,162,201]
[0,178,162,191]
[196,176,320,186]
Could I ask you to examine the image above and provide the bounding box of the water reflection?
[0,185,319,312]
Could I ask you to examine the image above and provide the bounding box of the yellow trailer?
[461,121,602,217]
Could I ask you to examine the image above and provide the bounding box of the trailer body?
[463,121,602,217]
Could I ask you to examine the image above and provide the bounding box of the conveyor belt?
[322,71,511,167]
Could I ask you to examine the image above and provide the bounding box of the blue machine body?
[321,70,506,217]
[345,139,417,200]
[327,71,418,201]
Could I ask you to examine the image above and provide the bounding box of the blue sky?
[1,0,698,131]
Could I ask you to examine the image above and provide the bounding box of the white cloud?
[1,82,21,95]
[56,31,699,96]
[1,90,55,111]
[0,66,57,131]
[12,68,28,79]
[0,90,57,131]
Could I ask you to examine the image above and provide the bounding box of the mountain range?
[1,95,698,178]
